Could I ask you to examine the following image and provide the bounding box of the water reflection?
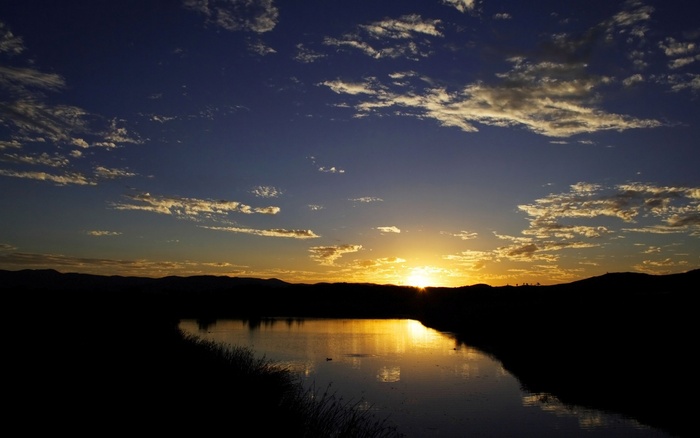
[377,365,401,383]
[180,318,670,438]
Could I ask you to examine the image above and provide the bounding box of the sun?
[406,267,433,288]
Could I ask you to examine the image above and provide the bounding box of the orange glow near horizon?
[405,266,435,288]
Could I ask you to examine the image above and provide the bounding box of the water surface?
[179,318,670,438]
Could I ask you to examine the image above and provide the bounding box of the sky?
[1,0,699,287]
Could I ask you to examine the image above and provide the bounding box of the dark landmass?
[4,268,696,437]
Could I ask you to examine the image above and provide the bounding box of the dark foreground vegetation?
[8,282,403,436]
[4,268,697,437]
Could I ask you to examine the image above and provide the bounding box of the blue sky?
[1,0,698,287]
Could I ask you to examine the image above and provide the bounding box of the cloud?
[111,192,281,219]
[251,185,282,198]
[309,244,362,266]
[664,73,700,93]
[0,99,89,143]
[94,166,137,179]
[0,169,94,185]
[323,14,443,60]
[658,37,699,69]
[443,181,700,270]
[318,3,680,137]
[359,15,443,39]
[2,152,69,167]
[320,57,662,137]
[203,226,319,239]
[0,140,22,150]
[442,0,477,14]
[642,246,661,254]
[349,197,383,203]
[623,74,644,87]
[102,118,143,145]
[604,1,654,41]
[0,22,24,55]
[318,166,345,174]
[184,0,279,33]
[321,79,376,95]
[0,250,248,277]
[0,65,65,91]
[87,230,122,237]
[634,258,689,275]
[0,22,149,189]
[352,256,405,268]
[0,32,92,143]
[308,155,346,173]
[444,250,494,270]
[248,39,276,56]
[294,43,326,63]
[493,13,512,20]
[376,226,401,234]
[659,37,697,57]
[442,230,478,240]
[610,2,653,27]
[518,182,700,238]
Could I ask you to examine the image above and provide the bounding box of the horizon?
[4,266,698,290]
[1,1,699,287]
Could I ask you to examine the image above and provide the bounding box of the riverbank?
[10,298,403,437]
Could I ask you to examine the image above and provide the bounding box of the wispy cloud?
[518,182,700,238]
[0,22,23,54]
[318,166,345,174]
[442,181,700,277]
[317,2,686,138]
[0,21,147,189]
[183,0,279,34]
[323,14,443,60]
[444,249,495,271]
[320,59,662,137]
[86,230,122,237]
[294,43,326,63]
[350,197,383,203]
[0,169,94,185]
[203,226,319,239]
[94,166,137,179]
[111,192,280,219]
[251,185,283,198]
[634,257,689,275]
[308,156,345,173]
[442,230,478,240]
[442,0,477,14]
[248,39,276,56]
[376,226,401,234]
[2,152,69,167]
[309,244,362,266]
[658,37,699,69]
[0,250,248,276]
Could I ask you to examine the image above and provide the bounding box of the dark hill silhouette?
[3,268,696,437]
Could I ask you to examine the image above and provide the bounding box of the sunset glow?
[405,267,436,289]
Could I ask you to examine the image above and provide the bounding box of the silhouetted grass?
[168,329,404,438]
[284,381,401,438]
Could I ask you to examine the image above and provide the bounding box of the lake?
[179,318,671,438]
